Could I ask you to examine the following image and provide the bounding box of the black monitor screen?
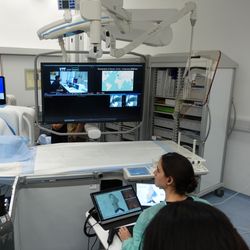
[41,63,145,124]
[0,76,6,105]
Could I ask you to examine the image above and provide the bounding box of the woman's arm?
[119,203,166,250]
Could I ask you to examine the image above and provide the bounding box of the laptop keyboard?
[125,225,134,235]
[101,214,138,231]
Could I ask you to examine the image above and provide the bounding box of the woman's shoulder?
[140,202,166,219]
[189,195,211,205]
[134,202,166,233]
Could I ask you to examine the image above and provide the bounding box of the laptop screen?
[91,185,142,224]
[0,76,6,105]
[136,183,165,207]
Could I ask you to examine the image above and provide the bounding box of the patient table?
[0,140,208,250]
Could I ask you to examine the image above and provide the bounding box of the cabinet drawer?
[181,104,202,117]
[180,118,201,131]
[153,127,173,139]
[122,133,136,141]
[105,134,121,141]
[154,117,174,129]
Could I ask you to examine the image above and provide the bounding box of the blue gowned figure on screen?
[109,194,125,213]
[146,186,158,204]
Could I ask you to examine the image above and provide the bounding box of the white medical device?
[123,165,154,180]
[84,123,101,139]
[37,0,197,58]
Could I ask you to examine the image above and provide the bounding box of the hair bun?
[186,177,198,193]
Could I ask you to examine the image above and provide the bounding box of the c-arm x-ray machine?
[37,0,197,59]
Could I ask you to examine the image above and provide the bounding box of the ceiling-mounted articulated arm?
[58,37,68,62]
[110,2,197,58]
[101,0,131,34]
[37,19,69,39]
[80,0,102,57]
[37,9,72,39]
[101,0,131,22]
[37,1,197,59]
[79,0,131,57]
[37,16,112,40]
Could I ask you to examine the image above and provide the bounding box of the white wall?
[2,55,40,107]
[1,0,250,195]
[1,55,60,107]
[126,0,250,196]
[0,1,61,49]
[126,0,250,195]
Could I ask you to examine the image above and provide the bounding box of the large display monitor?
[41,62,145,124]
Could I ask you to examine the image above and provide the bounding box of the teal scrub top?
[121,196,210,250]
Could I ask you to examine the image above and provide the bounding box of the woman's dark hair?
[161,152,197,194]
[143,201,249,250]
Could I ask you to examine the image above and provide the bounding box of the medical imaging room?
[0,0,250,250]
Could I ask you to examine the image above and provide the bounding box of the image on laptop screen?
[0,76,6,105]
[136,183,165,207]
[91,185,142,224]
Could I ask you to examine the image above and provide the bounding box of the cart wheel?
[214,188,224,197]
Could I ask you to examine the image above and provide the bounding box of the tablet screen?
[91,185,142,223]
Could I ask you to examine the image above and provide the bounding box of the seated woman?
[118,152,209,250]
[51,123,68,144]
[51,123,86,144]
[67,123,86,142]
[143,201,249,250]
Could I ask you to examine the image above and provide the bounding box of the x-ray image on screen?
[110,94,123,107]
[95,191,129,220]
[125,94,138,107]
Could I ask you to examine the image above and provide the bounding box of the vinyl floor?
[203,188,250,246]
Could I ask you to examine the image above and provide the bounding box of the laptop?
[0,76,6,105]
[136,183,165,208]
[90,185,143,230]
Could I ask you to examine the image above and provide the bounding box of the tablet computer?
[90,185,142,230]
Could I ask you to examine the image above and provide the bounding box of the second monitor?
[0,76,6,105]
